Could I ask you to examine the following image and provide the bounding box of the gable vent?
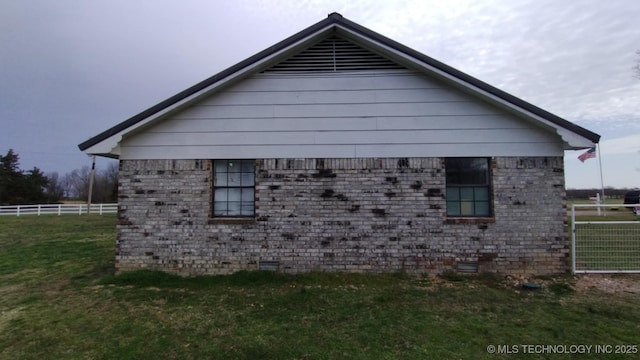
[263,36,405,73]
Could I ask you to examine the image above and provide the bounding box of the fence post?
[37,204,41,216]
[79,205,82,215]
[17,206,20,217]
[58,204,61,216]
[571,204,576,274]
[99,203,103,215]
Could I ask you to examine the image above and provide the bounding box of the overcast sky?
[1,0,639,189]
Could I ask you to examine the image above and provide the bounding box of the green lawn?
[574,223,640,271]
[569,200,640,272]
[1,215,639,359]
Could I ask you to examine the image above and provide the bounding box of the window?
[213,160,255,217]
[445,158,491,217]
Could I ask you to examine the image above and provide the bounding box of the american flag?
[578,147,596,162]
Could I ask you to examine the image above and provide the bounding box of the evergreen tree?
[0,149,58,204]
[0,149,23,204]
[23,167,49,203]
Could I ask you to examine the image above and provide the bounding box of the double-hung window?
[213,160,255,217]
[445,158,491,217]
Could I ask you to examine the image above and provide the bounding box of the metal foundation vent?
[456,262,479,273]
[258,260,280,271]
[263,35,405,73]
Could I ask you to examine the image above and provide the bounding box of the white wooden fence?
[0,203,118,216]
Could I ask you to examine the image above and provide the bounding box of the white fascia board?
[334,26,595,150]
[555,128,595,149]
[83,25,337,157]
[84,141,121,157]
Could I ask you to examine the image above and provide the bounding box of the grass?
[573,222,640,271]
[569,199,640,272]
[1,216,640,359]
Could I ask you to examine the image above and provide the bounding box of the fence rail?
[0,203,118,216]
[572,204,640,274]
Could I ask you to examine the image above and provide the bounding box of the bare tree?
[93,162,118,202]
[62,166,91,200]
[60,163,119,202]
[44,171,66,202]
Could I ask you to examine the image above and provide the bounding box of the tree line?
[0,149,117,205]
[566,188,634,200]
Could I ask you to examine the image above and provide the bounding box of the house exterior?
[79,13,600,276]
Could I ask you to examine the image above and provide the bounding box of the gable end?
[78,13,600,155]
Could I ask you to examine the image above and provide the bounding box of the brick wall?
[116,157,567,275]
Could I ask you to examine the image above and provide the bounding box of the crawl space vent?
[456,262,479,273]
[259,260,280,271]
[263,36,404,73]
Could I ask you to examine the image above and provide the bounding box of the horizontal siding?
[198,88,471,106]
[172,102,496,119]
[150,117,378,132]
[120,143,564,159]
[129,128,554,146]
[148,115,527,133]
[376,115,527,130]
[353,143,564,157]
[121,70,563,159]
[121,145,357,159]
[224,71,441,92]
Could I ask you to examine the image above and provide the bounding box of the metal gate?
[572,204,640,273]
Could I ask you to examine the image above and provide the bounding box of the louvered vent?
[263,36,404,73]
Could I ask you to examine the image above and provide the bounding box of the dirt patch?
[0,306,24,333]
[506,274,640,295]
[573,274,640,294]
[0,284,25,298]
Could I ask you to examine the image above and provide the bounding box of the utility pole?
[87,156,96,214]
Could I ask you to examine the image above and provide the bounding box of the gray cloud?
[1,0,638,187]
